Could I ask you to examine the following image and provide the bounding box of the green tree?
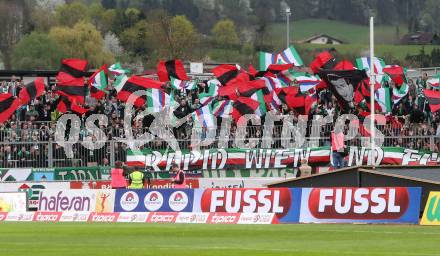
[120,20,153,57]
[168,15,199,58]
[30,4,56,32]
[49,21,115,68]
[12,32,65,70]
[211,19,240,48]
[88,2,116,33]
[0,0,31,69]
[146,11,199,59]
[421,0,440,33]
[111,7,143,35]
[55,1,89,27]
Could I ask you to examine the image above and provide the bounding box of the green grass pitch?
[0,223,438,256]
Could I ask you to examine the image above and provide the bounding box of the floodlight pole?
[369,16,376,168]
[286,8,291,48]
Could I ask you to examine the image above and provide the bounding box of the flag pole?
[369,16,376,168]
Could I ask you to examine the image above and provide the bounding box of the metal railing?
[0,134,438,168]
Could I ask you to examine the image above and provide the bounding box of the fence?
[0,133,438,168]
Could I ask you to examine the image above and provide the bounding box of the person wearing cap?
[170,163,186,189]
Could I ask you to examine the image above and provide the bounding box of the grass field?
[270,19,408,45]
[0,223,439,256]
[266,19,440,64]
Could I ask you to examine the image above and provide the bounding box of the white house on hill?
[299,34,345,45]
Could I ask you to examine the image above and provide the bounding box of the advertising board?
[117,212,150,223]
[69,179,200,189]
[38,190,115,212]
[54,168,102,181]
[420,191,440,225]
[175,212,210,224]
[5,212,35,221]
[88,212,119,222]
[114,189,194,212]
[299,187,421,224]
[59,211,91,222]
[198,178,283,188]
[0,182,70,210]
[192,188,302,223]
[0,192,27,212]
[33,211,62,222]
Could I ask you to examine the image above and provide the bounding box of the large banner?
[198,178,283,188]
[114,189,194,213]
[70,179,200,189]
[299,187,421,224]
[38,190,115,212]
[192,188,302,223]
[0,192,27,212]
[420,191,440,225]
[127,147,440,171]
[0,182,70,210]
[0,168,33,182]
[54,167,103,181]
[127,148,329,171]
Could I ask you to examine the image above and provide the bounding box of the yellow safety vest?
[128,171,144,189]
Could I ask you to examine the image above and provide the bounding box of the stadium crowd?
[0,71,439,168]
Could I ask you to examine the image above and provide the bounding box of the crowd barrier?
[1,134,439,168]
[0,187,422,224]
[0,178,283,210]
[0,211,278,224]
[0,167,294,182]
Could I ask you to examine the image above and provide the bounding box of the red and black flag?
[213,64,249,86]
[310,51,337,74]
[383,65,406,86]
[116,76,164,107]
[218,79,266,100]
[56,96,89,115]
[275,86,300,107]
[0,93,21,123]
[267,63,294,74]
[59,59,88,78]
[18,77,46,105]
[354,78,381,110]
[253,63,294,79]
[334,60,356,71]
[55,59,88,104]
[424,89,440,112]
[248,64,258,77]
[231,96,260,124]
[319,69,368,110]
[157,59,189,82]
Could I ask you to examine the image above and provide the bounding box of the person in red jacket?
[170,163,186,189]
[110,161,128,189]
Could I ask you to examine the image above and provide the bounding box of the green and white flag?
[112,74,129,93]
[109,63,130,75]
[145,88,170,113]
[375,87,392,113]
[89,66,108,92]
[170,77,198,90]
[355,57,386,84]
[192,105,216,128]
[199,79,220,105]
[427,74,440,88]
[251,91,267,116]
[277,46,304,67]
[392,83,409,105]
[259,52,278,71]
